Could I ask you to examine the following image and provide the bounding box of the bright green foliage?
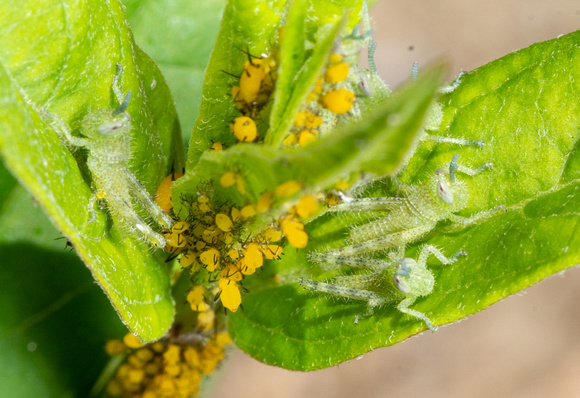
[0,0,183,341]
[1,0,579,388]
[0,166,127,397]
[124,0,226,144]
[228,30,580,370]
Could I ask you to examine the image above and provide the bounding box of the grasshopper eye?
[437,180,453,204]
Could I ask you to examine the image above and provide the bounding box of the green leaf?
[0,168,126,396]
[124,0,226,145]
[0,1,183,341]
[228,31,580,370]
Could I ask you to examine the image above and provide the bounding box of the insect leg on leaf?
[302,245,466,331]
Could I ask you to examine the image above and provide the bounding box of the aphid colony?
[283,49,359,147]
[104,332,231,398]
[46,64,174,248]
[301,155,503,330]
[163,181,320,313]
[228,54,277,143]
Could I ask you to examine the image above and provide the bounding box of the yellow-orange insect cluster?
[284,52,356,147]
[105,333,231,398]
[163,191,284,312]
[229,55,277,143]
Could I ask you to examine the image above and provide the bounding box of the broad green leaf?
[228,31,580,370]
[124,0,226,145]
[0,168,126,397]
[0,1,183,341]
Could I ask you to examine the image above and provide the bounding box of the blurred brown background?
[212,1,580,397]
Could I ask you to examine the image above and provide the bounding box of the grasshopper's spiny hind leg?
[122,167,175,229]
[300,278,384,303]
[397,296,436,331]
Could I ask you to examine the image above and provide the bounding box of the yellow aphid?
[220,171,237,187]
[215,332,232,348]
[282,133,298,146]
[187,285,205,311]
[320,89,356,114]
[105,340,127,356]
[243,243,264,269]
[240,59,267,104]
[224,231,234,244]
[329,53,344,64]
[180,251,197,268]
[312,77,324,95]
[158,377,178,394]
[275,180,302,197]
[165,232,188,249]
[202,226,220,245]
[155,172,184,213]
[298,129,318,146]
[172,221,189,234]
[227,249,240,259]
[164,364,181,377]
[127,353,144,367]
[236,175,246,195]
[200,247,221,271]
[219,278,241,312]
[164,344,181,364]
[304,113,323,128]
[261,244,283,260]
[211,142,223,151]
[325,62,350,84]
[231,207,242,222]
[199,202,212,213]
[184,347,200,368]
[198,196,209,204]
[151,342,165,353]
[135,348,154,362]
[215,213,234,232]
[294,111,308,127]
[263,227,282,242]
[257,191,274,213]
[230,116,258,142]
[219,264,243,281]
[123,333,145,349]
[128,368,145,383]
[281,217,308,248]
[294,194,318,218]
[240,204,257,219]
